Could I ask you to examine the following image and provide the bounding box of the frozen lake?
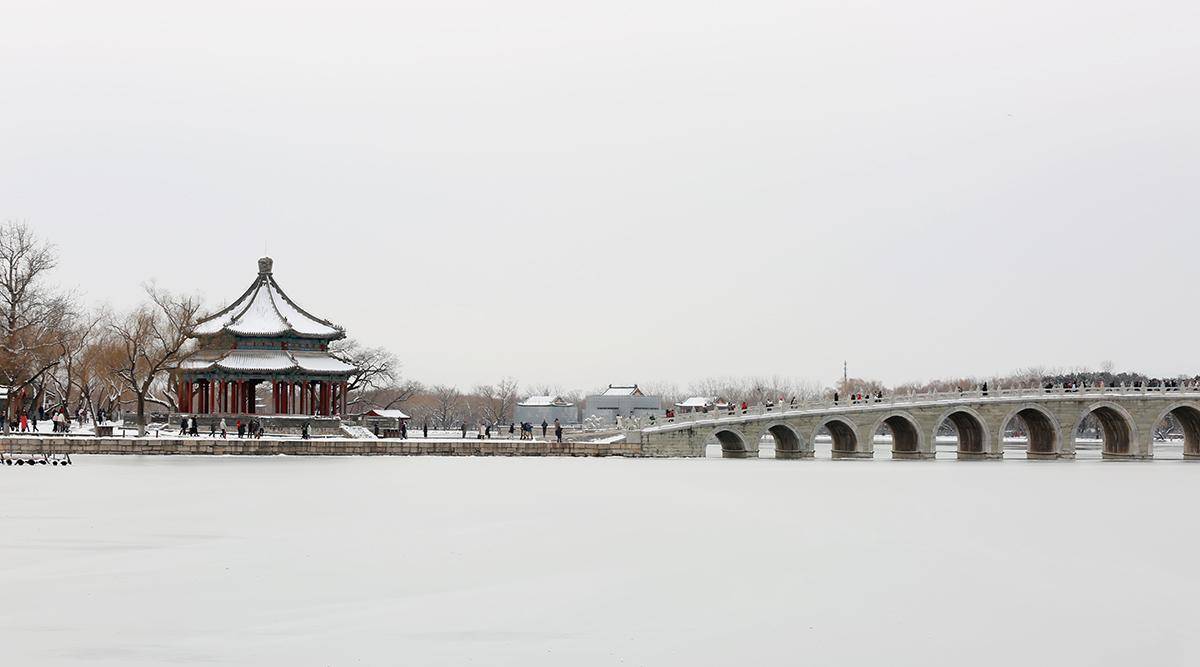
[2,455,1196,666]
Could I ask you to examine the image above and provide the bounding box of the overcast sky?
[2,0,1197,391]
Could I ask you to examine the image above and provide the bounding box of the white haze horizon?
[3,1,1198,391]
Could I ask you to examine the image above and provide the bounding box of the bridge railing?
[650,384,1200,427]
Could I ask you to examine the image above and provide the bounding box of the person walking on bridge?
[554,418,563,443]
[541,420,549,438]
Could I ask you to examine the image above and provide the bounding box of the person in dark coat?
[400,420,408,439]
[509,422,515,438]
[541,420,548,437]
[554,419,563,443]
[423,420,428,438]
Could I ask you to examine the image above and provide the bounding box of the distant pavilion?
[176,257,357,418]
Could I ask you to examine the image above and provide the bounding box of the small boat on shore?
[1,453,72,466]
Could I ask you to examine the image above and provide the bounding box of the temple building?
[175,257,357,420]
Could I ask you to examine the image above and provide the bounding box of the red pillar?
[342,382,348,416]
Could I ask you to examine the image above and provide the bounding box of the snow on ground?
[1,455,1197,666]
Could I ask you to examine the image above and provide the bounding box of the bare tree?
[108,286,203,435]
[329,338,423,413]
[48,310,103,416]
[0,221,73,429]
[330,339,397,392]
[1154,413,1181,442]
[354,380,423,412]
[428,384,463,429]
[74,333,126,422]
[475,377,520,424]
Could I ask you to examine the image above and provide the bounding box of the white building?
[675,396,732,414]
[514,395,578,426]
[583,385,663,424]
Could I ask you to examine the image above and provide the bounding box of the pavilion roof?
[179,349,357,376]
[519,395,573,407]
[192,257,345,340]
[601,385,644,397]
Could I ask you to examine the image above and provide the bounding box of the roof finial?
[258,257,274,275]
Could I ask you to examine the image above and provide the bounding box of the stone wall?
[0,437,655,457]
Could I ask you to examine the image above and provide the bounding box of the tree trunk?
[137,394,147,437]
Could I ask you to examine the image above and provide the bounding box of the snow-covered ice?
[1,455,1197,666]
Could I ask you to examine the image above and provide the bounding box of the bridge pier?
[891,450,935,460]
[831,450,873,460]
[775,449,814,460]
[957,450,1003,461]
[1101,451,1153,461]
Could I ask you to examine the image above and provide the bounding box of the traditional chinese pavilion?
[176,257,357,419]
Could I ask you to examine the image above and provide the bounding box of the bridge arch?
[758,422,810,459]
[1153,402,1200,458]
[934,406,991,458]
[1000,404,1062,459]
[711,427,754,458]
[869,411,926,459]
[813,417,860,458]
[1070,401,1138,458]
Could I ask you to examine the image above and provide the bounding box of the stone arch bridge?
[634,387,1200,460]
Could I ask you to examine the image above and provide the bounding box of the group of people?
[178,416,267,439]
[832,391,885,405]
[1046,379,1193,392]
[510,419,563,442]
